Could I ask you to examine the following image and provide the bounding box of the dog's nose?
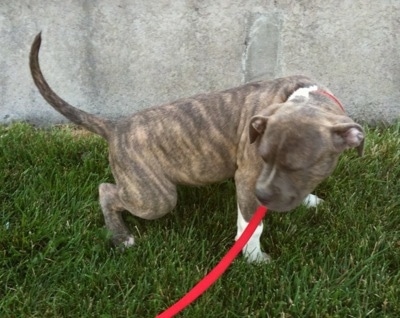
[255,188,274,206]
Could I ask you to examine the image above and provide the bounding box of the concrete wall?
[1,0,399,125]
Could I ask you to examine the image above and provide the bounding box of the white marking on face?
[264,164,277,186]
[236,205,270,263]
[288,85,318,101]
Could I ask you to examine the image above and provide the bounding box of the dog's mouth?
[255,192,303,212]
[257,201,297,212]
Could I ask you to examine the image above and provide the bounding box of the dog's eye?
[278,153,302,171]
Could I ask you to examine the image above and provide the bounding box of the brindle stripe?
[113,149,174,207]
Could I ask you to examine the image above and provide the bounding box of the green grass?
[0,122,399,317]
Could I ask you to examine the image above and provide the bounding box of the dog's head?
[249,83,364,212]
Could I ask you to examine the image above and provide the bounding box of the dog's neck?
[288,85,345,113]
[315,89,345,113]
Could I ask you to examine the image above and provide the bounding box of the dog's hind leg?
[99,180,177,247]
[99,183,134,247]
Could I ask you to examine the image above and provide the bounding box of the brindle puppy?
[30,33,364,262]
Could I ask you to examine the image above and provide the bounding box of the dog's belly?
[169,156,237,185]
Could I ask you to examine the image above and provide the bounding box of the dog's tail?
[29,32,113,140]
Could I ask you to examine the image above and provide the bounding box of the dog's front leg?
[235,205,271,263]
[235,171,270,263]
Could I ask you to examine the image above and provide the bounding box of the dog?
[29,33,364,263]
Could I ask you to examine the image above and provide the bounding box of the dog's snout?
[255,186,297,211]
[255,188,274,206]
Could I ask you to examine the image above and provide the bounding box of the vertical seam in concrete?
[241,12,282,83]
[82,0,99,114]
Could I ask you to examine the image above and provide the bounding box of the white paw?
[123,236,135,247]
[236,205,270,263]
[244,250,271,263]
[303,194,324,208]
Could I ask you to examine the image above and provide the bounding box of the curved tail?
[29,32,113,140]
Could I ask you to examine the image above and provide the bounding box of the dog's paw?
[244,251,271,264]
[123,236,135,248]
[112,234,135,250]
[303,194,324,208]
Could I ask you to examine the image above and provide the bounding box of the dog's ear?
[249,116,268,144]
[330,123,365,156]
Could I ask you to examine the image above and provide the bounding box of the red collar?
[315,89,345,113]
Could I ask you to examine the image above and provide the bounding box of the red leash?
[156,205,268,318]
